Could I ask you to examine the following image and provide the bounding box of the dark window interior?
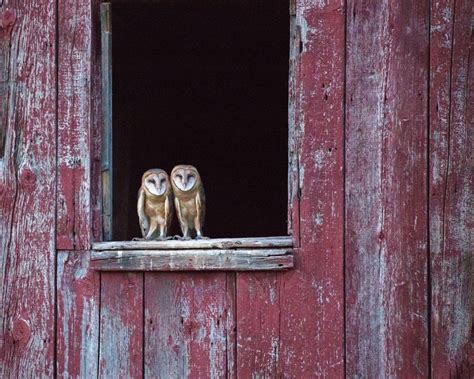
[112,1,289,240]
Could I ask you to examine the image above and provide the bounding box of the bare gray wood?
[91,249,293,271]
[100,3,113,241]
[93,236,293,250]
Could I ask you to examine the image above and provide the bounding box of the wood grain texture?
[91,249,293,271]
[236,272,280,378]
[144,272,235,378]
[0,1,57,377]
[280,0,345,376]
[345,1,430,377]
[57,0,92,250]
[57,251,100,378]
[98,272,143,378]
[430,0,474,377]
[93,236,293,250]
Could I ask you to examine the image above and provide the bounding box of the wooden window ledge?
[91,236,294,271]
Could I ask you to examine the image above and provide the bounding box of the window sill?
[91,236,294,271]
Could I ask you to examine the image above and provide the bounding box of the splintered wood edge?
[92,236,293,251]
[90,248,294,271]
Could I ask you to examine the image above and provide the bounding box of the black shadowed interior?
[112,1,289,240]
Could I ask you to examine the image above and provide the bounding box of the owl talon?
[195,236,209,240]
[132,237,145,241]
[154,236,172,241]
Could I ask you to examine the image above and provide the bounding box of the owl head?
[171,165,201,192]
[142,168,170,197]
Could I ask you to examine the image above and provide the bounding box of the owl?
[137,168,174,240]
[170,165,206,239]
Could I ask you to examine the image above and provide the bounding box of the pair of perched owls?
[137,165,205,240]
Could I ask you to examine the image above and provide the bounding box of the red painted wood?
[430,0,473,377]
[345,1,430,377]
[0,1,57,377]
[144,272,234,378]
[279,0,345,376]
[90,0,103,243]
[236,273,279,377]
[99,273,143,378]
[57,251,100,378]
[57,0,93,250]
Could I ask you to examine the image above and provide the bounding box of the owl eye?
[176,174,182,179]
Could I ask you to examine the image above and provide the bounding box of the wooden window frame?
[92,2,297,272]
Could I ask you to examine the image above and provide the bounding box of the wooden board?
[429,0,473,376]
[98,272,143,378]
[0,1,57,377]
[57,251,100,378]
[236,272,280,377]
[345,1,430,377]
[91,249,293,271]
[57,0,93,250]
[93,236,293,250]
[144,272,235,378]
[236,0,346,376]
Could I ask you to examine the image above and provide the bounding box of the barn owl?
[170,165,206,239]
[137,169,173,240]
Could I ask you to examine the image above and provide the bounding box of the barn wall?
[1,1,472,378]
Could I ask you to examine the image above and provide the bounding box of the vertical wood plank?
[279,0,345,376]
[99,272,143,378]
[236,273,280,378]
[345,1,430,377]
[91,0,103,243]
[57,0,92,250]
[0,1,57,377]
[430,0,473,377]
[100,2,113,241]
[144,272,233,378]
[57,251,100,378]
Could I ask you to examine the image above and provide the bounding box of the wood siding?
[1,1,472,378]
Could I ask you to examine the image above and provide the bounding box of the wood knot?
[19,168,37,188]
[12,318,31,343]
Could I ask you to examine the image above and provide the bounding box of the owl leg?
[194,216,209,239]
[146,219,158,240]
[181,224,191,240]
[156,224,173,240]
[194,218,206,239]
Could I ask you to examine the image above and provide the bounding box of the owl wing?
[165,193,173,230]
[196,185,205,229]
[137,188,149,238]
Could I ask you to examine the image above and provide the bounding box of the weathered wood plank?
[144,272,234,378]
[275,0,345,377]
[57,0,92,250]
[93,236,293,250]
[91,0,103,244]
[100,2,113,241]
[91,249,293,271]
[57,251,100,378]
[98,272,143,378]
[430,0,473,377]
[345,1,429,377]
[0,1,57,377]
[236,272,280,377]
